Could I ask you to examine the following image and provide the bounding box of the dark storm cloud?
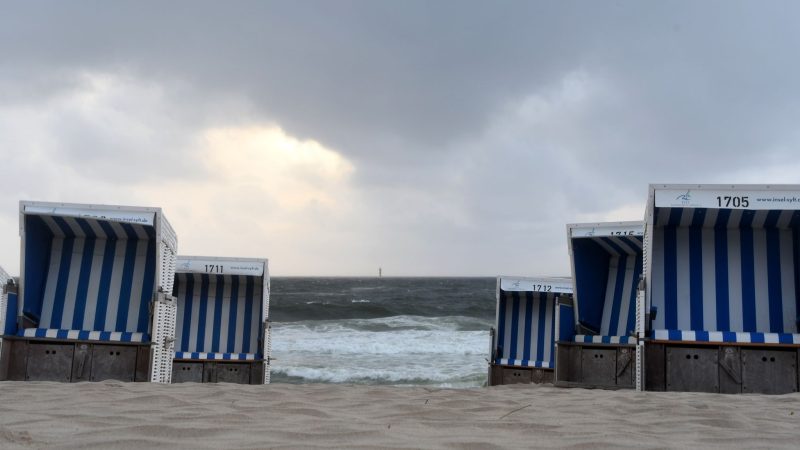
[2,0,800,275]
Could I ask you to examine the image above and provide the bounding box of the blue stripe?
[766,227,783,333]
[549,299,556,366]
[600,237,628,256]
[667,208,684,228]
[74,218,96,239]
[521,292,533,364]
[72,237,95,329]
[663,225,678,329]
[713,215,730,331]
[180,274,194,352]
[227,276,240,353]
[535,292,547,363]
[137,239,156,333]
[242,276,256,354]
[496,292,507,357]
[94,238,116,330]
[739,212,757,332]
[690,208,707,228]
[196,275,210,351]
[688,225,704,330]
[508,292,520,361]
[607,254,626,335]
[625,256,643,335]
[115,237,138,331]
[212,276,224,353]
[98,221,116,240]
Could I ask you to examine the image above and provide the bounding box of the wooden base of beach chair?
[172,360,265,384]
[488,364,553,386]
[646,342,799,394]
[554,342,635,389]
[0,338,152,382]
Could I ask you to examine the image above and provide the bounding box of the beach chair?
[642,184,800,394]
[0,201,178,383]
[489,276,573,385]
[171,256,271,384]
[0,266,15,363]
[554,221,644,389]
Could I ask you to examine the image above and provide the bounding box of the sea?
[269,277,496,387]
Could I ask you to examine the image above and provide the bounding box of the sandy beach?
[0,381,798,449]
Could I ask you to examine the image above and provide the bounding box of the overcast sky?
[1,1,799,276]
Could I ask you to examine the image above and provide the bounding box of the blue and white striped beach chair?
[643,184,800,394]
[0,201,178,383]
[171,256,271,384]
[554,221,643,389]
[489,276,573,385]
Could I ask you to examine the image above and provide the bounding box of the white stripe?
[600,256,619,334]
[703,208,719,228]
[735,332,751,343]
[679,208,694,227]
[87,219,107,239]
[752,229,770,332]
[67,330,80,339]
[654,329,669,340]
[63,217,84,237]
[502,293,513,360]
[40,215,64,237]
[542,293,554,364]
[776,210,794,228]
[615,256,635,336]
[40,238,63,328]
[682,330,696,341]
[652,226,665,329]
[133,224,149,240]
[250,282,262,353]
[779,229,797,333]
[126,239,148,332]
[700,227,717,331]
[609,236,637,255]
[188,276,202,352]
[594,238,620,256]
[708,331,723,342]
[675,227,691,330]
[727,228,743,331]
[752,210,769,228]
[727,209,743,229]
[110,331,122,341]
[60,237,84,329]
[204,277,216,352]
[764,333,779,344]
[656,207,671,227]
[89,330,101,340]
[218,276,232,353]
[82,239,104,330]
[104,240,127,332]
[515,294,527,362]
[108,221,128,239]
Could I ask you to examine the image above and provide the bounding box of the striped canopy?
[21,214,157,339]
[495,290,560,368]
[173,273,263,358]
[650,207,799,335]
[572,235,643,338]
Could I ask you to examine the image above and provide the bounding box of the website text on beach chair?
[0,201,178,383]
[555,221,644,389]
[172,256,271,384]
[489,276,573,385]
[642,184,800,394]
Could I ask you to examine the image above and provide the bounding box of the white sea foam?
[271,315,490,386]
